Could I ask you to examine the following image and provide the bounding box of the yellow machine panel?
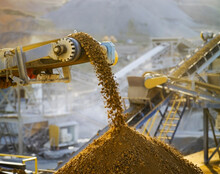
[144,76,168,89]
[49,121,78,149]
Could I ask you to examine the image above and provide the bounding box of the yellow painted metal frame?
[147,111,159,136]
[158,95,178,139]
[142,71,220,93]
[142,110,159,136]
[163,95,183,139]
[0,153,38,174]
[169,76,220,93]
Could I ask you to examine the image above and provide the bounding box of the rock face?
[0,0,67,47]
[55,125,203,174]
[1,0,220,46]
[47,0,198,40]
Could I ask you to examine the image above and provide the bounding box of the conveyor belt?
[129,35,220,142]
[171,34,220,78]
[115,44,169,79]
[120,35,220,140]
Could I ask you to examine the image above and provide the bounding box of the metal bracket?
[15,47,28,85]
[10,75,24,85]
[62,66,71,83]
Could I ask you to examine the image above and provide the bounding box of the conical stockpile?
[55,32,202,174]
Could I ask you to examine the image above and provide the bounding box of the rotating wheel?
[52,37,81,62]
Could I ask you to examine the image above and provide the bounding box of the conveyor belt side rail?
[171,34,220,78]
[182,44,220,77]
[159,84,220,103]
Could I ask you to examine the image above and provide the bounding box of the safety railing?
[158,95,179,139]
[0,153,38,174]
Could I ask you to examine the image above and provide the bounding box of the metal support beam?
[17,86,23,154]
[203,108,209,164]
[160,83,220,103]
[207,112,220,159]
[203,108,220,164]
[15,47,28,85]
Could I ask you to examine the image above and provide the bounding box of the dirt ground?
[185,148,220,174]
